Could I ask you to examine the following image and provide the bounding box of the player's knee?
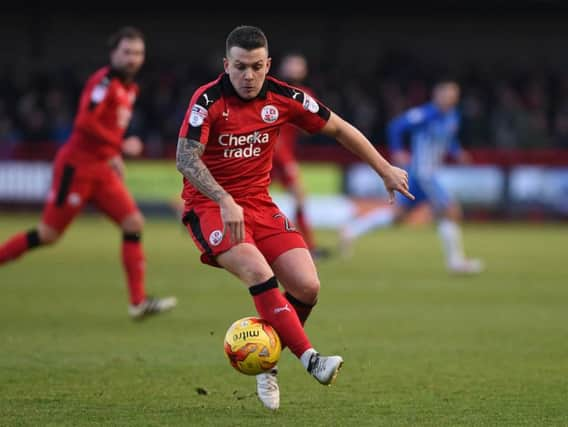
[38,224,61,245]
[445,203,462,221]
[237,255,274,285]
[217,244,275,285]
[296,276,320,305]
[121,212,144,233]
[243,265,274,286]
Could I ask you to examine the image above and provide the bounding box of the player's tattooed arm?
[176,137,245,243]
[176,137,229,203]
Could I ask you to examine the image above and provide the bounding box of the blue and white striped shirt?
[387,102,461,178]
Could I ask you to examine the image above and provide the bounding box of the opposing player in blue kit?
[340,79,483,274]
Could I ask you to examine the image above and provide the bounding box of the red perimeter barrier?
[4,141,568,166]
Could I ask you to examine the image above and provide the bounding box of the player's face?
[434,83,460,112]
[224,47,271,100]
[110,37,145,79]
[279,55,308,84]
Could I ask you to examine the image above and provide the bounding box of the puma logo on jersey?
[292,89,302,100]
[202,93,214,106]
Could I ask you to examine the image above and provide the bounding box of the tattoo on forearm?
[176,137,228,202]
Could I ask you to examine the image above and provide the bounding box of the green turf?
[124,160,183,202]
[1,214,567,426]
[269,163,342,195]
[124,160,342,201]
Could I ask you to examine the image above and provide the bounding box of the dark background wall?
[2,5,568,70]
[3,3,568,156]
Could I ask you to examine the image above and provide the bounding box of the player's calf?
[0,228,46,265]
[284,291,316,325]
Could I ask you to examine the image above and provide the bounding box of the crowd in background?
[2,49,568,159]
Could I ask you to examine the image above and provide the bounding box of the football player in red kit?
[271,53,329,259]
[0,27,177,320]
[176,26,412,410]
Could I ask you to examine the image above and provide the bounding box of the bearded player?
[0,27,177,320]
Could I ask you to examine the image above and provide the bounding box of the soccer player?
[340,79,484,274]
[0,27,177,319]
[176,25,413,410]
[271,53,329,259]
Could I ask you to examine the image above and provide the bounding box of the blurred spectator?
[22,109,50,143]
[3,51,568,158]
[344,81,378,137]
[521,76,552,148]
[553,105,568,148]
[0,113,21,157]
[490,83,529,149]
[460,87,490,148]
[45,88,73,145]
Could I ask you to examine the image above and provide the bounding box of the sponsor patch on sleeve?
[189,104,208,127]
[91,84,108,104]
[302,93,320,114]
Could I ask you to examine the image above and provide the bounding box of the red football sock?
[0,229,41,265]
[296,206,315,250]
[284,291,315,325]
[122,232,146,305]
[250,277,312,358]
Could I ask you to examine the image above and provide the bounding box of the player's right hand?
[382,165,414,203]
[219,195,245,244]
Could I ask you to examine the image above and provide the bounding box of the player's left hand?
[109,155,125,180]
[122,136,144,157]
[382,165,414,203]
[219,195,245,244]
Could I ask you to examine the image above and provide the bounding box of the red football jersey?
[63,66,139,162]
[274,85,315,164]
[178,74,330,205]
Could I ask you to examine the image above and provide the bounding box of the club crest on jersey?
[261,105,279,123]
[302,94,319,114]
[209,230,224,246]
[189,104,208,127]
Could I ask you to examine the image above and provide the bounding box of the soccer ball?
[223,316,282,375]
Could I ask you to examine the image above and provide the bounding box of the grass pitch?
[1,214,567,426]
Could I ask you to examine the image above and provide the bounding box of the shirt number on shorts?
[273,213,296,232]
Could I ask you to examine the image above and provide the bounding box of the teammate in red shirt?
[271,53,329,259]
[176,26,413,410]
[0,27,177,320]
